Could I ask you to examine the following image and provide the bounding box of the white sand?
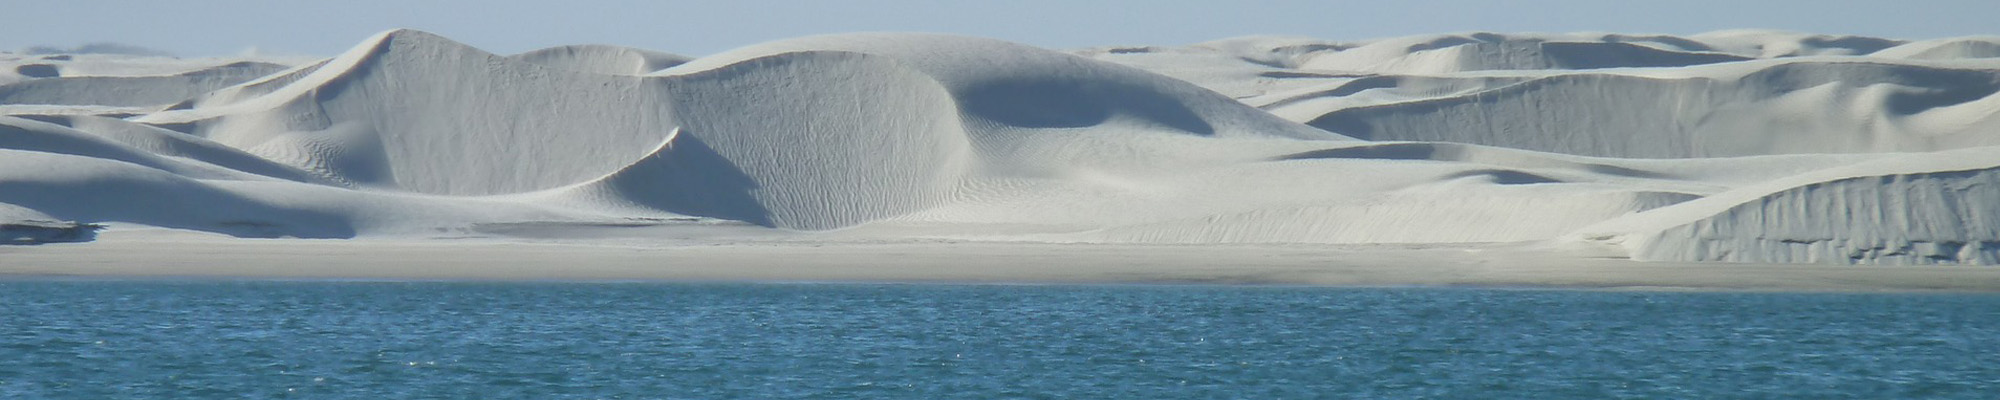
[5,230,1998,292]
[6,29,2000,280]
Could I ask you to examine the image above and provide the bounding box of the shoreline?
[6,231,2000,293]
[5,276,1993,295]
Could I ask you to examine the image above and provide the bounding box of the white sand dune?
[508,44,691,75]
[0,61,290,108]
[1293,61,2000,158]
[1875,36,2000,60]
[1574,147,2000,265]
[6,28,2000,278]
[1091,37,2000,159]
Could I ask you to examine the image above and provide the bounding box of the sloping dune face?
[1087,31,2000,159]
[141,30,681,195]
[0,61,290,108]
[1646,169,2000,264]
[11,29,2000,265]
[128,31,1344,231]
[1576,149,2000,265]
[582,51,972,230]
[1301,62,2000,158]
[508,45,691,75]
[1875,37,2000,60]
[1289,33,1754,74]
[664,33,1342,141]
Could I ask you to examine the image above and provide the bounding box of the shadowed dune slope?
[1575,147,2000,264]
[6,29,2000,265]
[0,62,289,107]
[129,30,1346,231]
[509,45,691,75]
[1305,62,2000,158]
[1088,32,2000,159]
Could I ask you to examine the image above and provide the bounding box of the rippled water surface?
[2,282,1997,398]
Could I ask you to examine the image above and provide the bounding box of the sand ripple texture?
[6,30,2000,263]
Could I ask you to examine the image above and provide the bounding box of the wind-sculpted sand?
[6,29,2000,284]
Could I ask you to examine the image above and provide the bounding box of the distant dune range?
[4,29,2000,265]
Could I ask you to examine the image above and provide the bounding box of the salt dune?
[5,29,2000,288]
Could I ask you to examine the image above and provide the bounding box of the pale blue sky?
[4,0,1996,57]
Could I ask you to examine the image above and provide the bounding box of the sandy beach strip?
[5,233,1999,293]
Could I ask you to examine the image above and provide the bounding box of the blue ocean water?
[1,282,1996,399]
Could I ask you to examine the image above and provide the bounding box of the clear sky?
[4,0,1996,57]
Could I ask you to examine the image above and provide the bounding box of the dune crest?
[5,29,2000,265]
